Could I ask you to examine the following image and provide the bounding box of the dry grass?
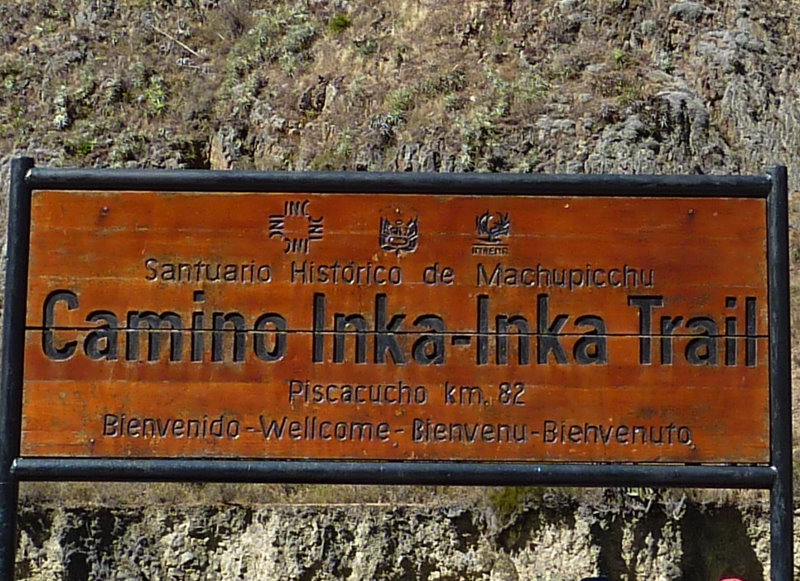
[17,481,773,513]
[19,481,489,509]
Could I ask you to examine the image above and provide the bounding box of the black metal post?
[767,165,793,580]
[0,157,34,581]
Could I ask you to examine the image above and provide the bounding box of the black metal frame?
[0,158,792,579]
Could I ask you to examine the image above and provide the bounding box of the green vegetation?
[328,13,352,34]
[225,4,317,80]
[142,75,168,117]
[487,487,544,523]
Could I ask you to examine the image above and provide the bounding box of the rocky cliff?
[13,488,784,580]
[2,0,800,578]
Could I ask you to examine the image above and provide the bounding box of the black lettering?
[746,296,757,366]
[84,311,119,360]
[685,317,718,365]
[103,414,119,436]
[253,313,287,361]
[191,291,205,362]
[312,293,325,363]
[374,294,406,364]
[725,296,737,366]
[477,295,489,365]
[627,295,663,364]
[211,312,246,362]
[412,315,445,364]
[496,315,530,365]
[659,316,683,365]
[42,290,78,360]
[573,315,607,364]
[333,314,368,364]
[144,258,158,281]
[126,311,183,361]
[476,263,501,287]
[536,294,568,364]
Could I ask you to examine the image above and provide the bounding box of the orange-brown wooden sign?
[21,190,769,463]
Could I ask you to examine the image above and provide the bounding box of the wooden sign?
[21,190,769,463]
[4,161,792,581]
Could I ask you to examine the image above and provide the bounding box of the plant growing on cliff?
[328,13,352,35]
[142,76,168,117]
[225,4,318,80]
[487,486,545,524]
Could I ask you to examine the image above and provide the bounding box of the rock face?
[13,495,785,580]
[2,0,800,188]
[2,0,800,578]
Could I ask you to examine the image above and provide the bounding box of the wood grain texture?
[21,190,769,462]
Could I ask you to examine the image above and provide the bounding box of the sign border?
[0,159,792,579]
